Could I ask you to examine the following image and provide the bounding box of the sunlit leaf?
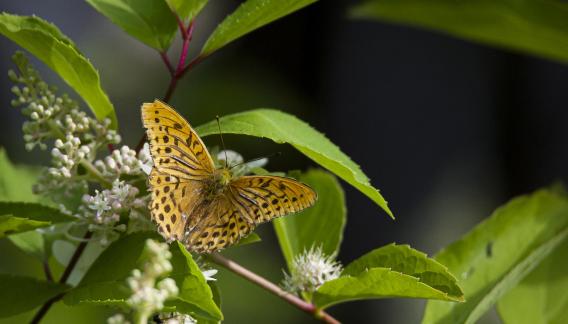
[313,244,463,309]
[201,0,318,57]
[166,0,208,21]
[0,13,117,128]
[423,188,568,324]
[0,202,74,238]
[87,0,177,51]
[497,238,568,324]
[274,169,346,269]
[196,109,392,218]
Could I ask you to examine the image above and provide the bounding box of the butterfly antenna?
[230,152,282,170]
[216,115,229,168]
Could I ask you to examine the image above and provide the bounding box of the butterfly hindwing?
[229,175,317,224]
[149,169,209,241]
[142,100,214,179]
[184,195,254,253]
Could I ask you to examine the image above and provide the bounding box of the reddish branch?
[210,253,341,324]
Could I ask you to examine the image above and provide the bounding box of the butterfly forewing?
[142,100,215,179]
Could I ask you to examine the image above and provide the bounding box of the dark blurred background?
[1,1,568,323]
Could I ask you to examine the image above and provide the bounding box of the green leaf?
[8,230,46,260]
[0,13,117,128]
[167,242,223,321]
[0,215,50,239]
[0,274,69,318]
[497,238,568,324]
[274,169,346,269]
[313,244,463,309]
[165,0,208,21]
[87,0,178,51]
[233,232,261,247]
[0,202,74,238]
[0,149,51,259]
[0,148,39,202]
[344,244,463,298]
[201,0,318,57]
[63,232,156,306]
[422,188,568,324]
[351,0,568,64]
[0,202,73,223]
[63,233,222,320]
[196,109,392,218]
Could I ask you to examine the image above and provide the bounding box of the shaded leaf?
[87,0,177,51]
[63,232,157,306]
[497,238,568,324]
[423,188,568,324]
[0,202,73,238]
[166,0,208,21]
[0,13,117,128]
[0,274,69,318]
[201,0,318,56]
[63,233,222,320]
[313,244,463,309]
[8,230,46,260]
[274,169,346,269]
[351,0,568,64]
[196,109,392,218]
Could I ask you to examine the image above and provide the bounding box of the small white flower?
[202,269,218,281]
[139,142,153,175]
[159,312,197,324]
[126,239,178,321]
[282,246,342,295]
[85,190,111,218]
[107,313,130,324]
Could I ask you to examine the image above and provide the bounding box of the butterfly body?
[142,100,317,253]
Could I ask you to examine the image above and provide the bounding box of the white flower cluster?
[10,53,154,245]
[282,246,343,295]
[127,239,179,320]
[49,134,91,178]
[94,145,152,178]
[158,312,197,324]
[78,180,150,245]
[106,314,130,324]
[9,53,120,152]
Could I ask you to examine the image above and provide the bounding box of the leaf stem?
[29,231,93,324]
[136,18,201,153]
[42,261,53,282]
[209,252,341,324]
[79,159,111,188]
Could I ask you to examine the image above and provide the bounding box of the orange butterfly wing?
[184,176,317,253]
[142,100,214,241]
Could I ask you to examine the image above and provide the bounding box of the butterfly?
[141,100,317,253]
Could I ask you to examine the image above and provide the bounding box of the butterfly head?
[212,167,232,189]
